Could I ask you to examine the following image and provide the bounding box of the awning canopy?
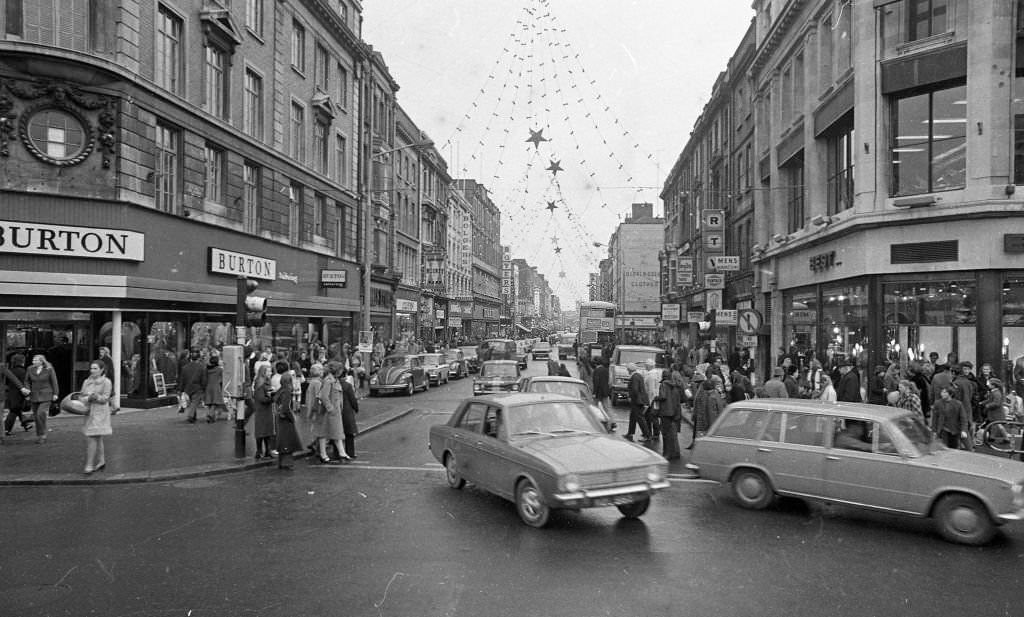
[515,324,530,333]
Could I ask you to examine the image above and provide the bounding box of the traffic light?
[240,278,268,327]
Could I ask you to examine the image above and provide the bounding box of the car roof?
[383,354,414,360]
[724,399,908,420]
[481,359,518,365]
[525,376,586,386]
[614,345,665,352]
[469,392,585,406]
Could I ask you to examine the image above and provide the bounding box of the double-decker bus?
[577,300,616,360]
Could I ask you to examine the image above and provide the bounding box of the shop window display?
[883,280,976,369]
[782,288,818,368]
[821,283,870,373]
[1004,277,1024,392]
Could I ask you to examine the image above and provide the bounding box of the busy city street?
[2,356,1024,617]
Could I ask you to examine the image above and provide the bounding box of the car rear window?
[712,408,775,440]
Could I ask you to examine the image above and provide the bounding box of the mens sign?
[0,220,145,261]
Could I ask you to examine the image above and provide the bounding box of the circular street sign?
[737,309,763,334]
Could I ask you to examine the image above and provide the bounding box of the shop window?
[891,83,966,196]
[883,280,976,368]
[151,321,184,392]
[1003,277,1024,387]
[782,287,819,369]
[821,283,869,373]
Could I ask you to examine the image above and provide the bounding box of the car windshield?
[616,350,665,367]
[528,381,591,400]
[481,364,517,378]
[421,354,443,367]
[891,413,935,453]
[459,347,478,359]
[381,357,409,370]
[507,401,600,436]
[559,335,576,344]
[534,342,551,350]
[445,351,462,362]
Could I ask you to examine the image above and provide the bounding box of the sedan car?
[445,349,469,379]
[459,346,482,373]
[473,360,521,395]
[518,376,617,433]
[369,354,429,396]
[428,393,670,527]
[420,353,451,386]
[686,399,1024,545]
[531,341,553,361]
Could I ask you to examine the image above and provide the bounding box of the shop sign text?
[209,247,276,280]
[809,250,837,272]
[0,220,144,261]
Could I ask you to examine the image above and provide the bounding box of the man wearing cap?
[952,364,978,424]
[625,363,651,442]
[983,378,1010,444]
[763,366,789,398]
[836,358,861,403]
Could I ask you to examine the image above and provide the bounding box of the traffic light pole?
[233,276,248,458]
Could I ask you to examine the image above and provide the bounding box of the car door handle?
[757,447,772,453]
[826,455,841,461]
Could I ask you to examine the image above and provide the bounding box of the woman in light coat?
[315,362,349,463]
[203,355,227,422]
[818,375,838,403]
[24,354,59,444]
[79,360,113,474]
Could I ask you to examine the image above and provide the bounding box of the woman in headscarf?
[251,364,276,460]
[894,379,924,422]
[273,372,303,470]
[79,360,113,474]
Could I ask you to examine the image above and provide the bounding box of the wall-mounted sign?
[706,255,740,271]
[209,247,276,280]
[320,269,347,288]
[704,273,725,289]
[737,309,764,334]
[449,316,462,327]
[435,309,445,319]
[1005,234,1024,254]
[702,209,725,230]
[809,250,838,272]
[396,299,418,313]
[703,233,724,251]
[687,311,705,323]
[661,303,681,321]
[0,220,145,261]
[716,309,738,325]
[706,290,723,311]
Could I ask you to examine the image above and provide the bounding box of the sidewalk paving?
[0,400,413,486]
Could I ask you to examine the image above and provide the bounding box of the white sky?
[363,0,755,305]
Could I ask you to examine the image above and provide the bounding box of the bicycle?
[974,419,1024,456]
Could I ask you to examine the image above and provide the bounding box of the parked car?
[517,375,616,433]
[428,393,670,527]
[459,346,482,373]
[369,354,429,396]
[531,341,553,361]
[445,349,469,379]
[420,353,451,386]
[608,345,665,405]
[473,360,521,395]
[686,399,1024,545]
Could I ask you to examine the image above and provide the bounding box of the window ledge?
[897,31,956,57]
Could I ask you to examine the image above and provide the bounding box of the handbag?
[59,392,89,415]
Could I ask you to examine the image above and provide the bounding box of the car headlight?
[560,473,581,492]
[646,466,663,483]
[401,373,411,381]
[510,384,519,391]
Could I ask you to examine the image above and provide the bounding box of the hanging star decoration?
[550,235,559,244]
[546,160,563,175]
[554,246,562,254]
[545,201,558,212]
[526,128,549,149]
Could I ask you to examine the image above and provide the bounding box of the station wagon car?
[459,346,482,373]
[369,354,429,396]
[518,376,617,433]
[473,360,521,395]
[428,393,670,527]
[687,399,1024,545]
[420,353,451,386]
[445,349,469,379]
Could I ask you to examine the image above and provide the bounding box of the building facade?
[607,203,664,344]
[456,179,502,339]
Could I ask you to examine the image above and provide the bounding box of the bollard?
[234,398,247,458]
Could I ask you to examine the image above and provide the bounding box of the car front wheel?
[730,468,774,510]
[444,452,465,489]
[406,381,414,396]
[516,478,551,528]
[617,496,650,519]
[935,494,997,545]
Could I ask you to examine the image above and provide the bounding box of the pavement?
[0,399,413,486]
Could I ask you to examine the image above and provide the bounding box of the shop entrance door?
[2,318,92,401]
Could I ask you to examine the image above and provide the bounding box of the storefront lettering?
[809,250,837,272]
[209,247,277,281]
[0,220,145,261]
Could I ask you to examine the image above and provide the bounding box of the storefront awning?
[515,324,530,333]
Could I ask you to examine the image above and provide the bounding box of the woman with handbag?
[24,354,59,444]
[273,372,303,471]
[79,360,113,474]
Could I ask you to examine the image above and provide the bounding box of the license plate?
[595,495,636,507]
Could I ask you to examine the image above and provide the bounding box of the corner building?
[0,0,372,406]
[750,0,1024,382]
